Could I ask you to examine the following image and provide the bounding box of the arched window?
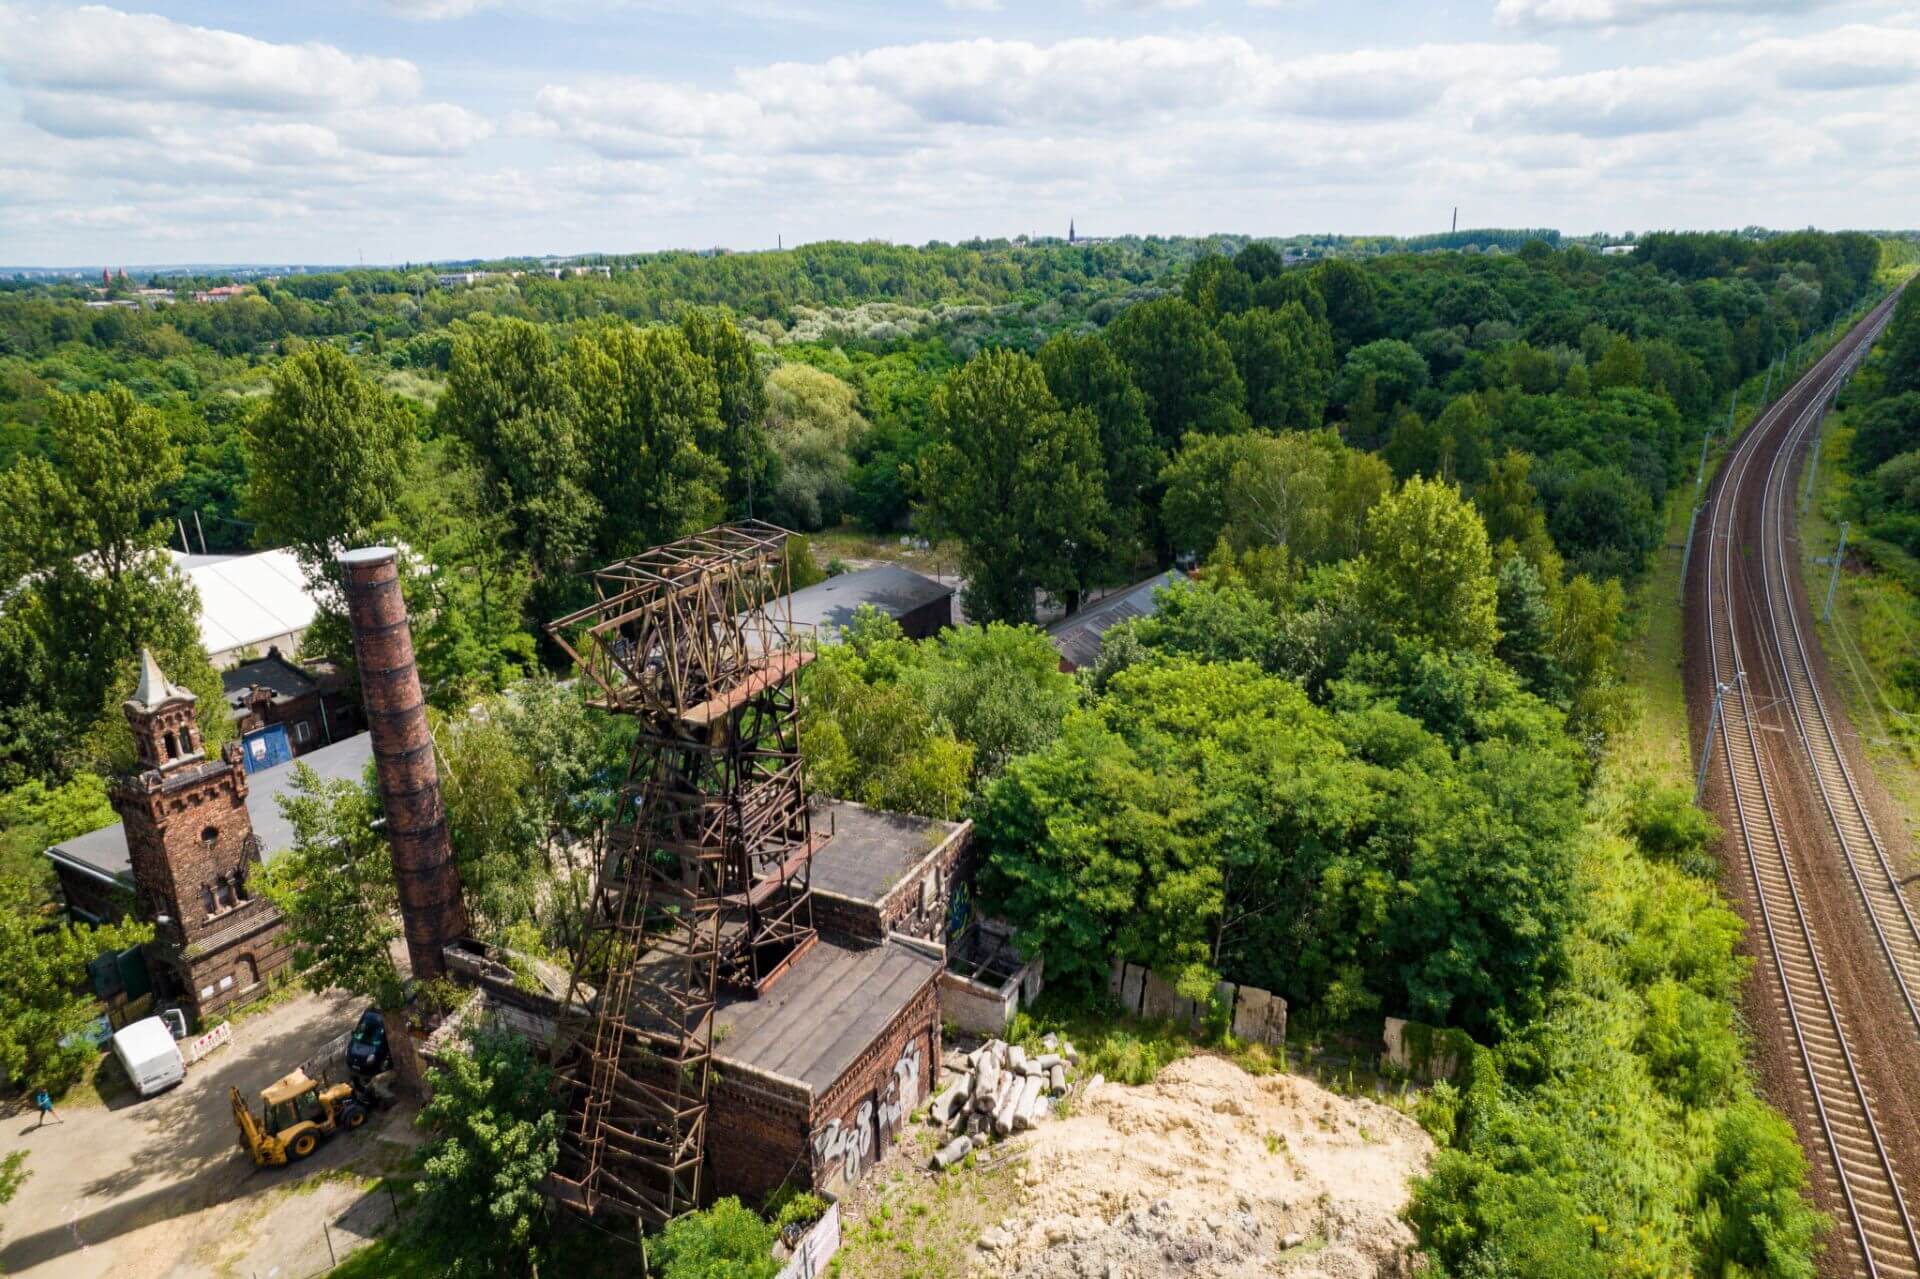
[202,884,217,915]
[214,876,234,910]
[162,731,178,761]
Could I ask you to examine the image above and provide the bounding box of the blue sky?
[1,0,1915,266]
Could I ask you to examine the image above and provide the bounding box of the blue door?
[241,725,292,773]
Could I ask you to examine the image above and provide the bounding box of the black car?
[345,1008,390,1077]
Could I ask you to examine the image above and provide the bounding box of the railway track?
[1702,292,1920,1279]
[1759,326,1920,1043]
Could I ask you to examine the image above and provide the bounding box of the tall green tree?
[680,308,772,517]
[244,342,417,582]
[1038,331,1160,570]
[1358,476,1499,655]
[436,317,594,578]
[565,323,726,559]
[1216,303,1336,431]
[918,349,1109,623]
[261,767,405,1008]
[417,1025,562,1277]
[0,387,226,782]
[1104,297,1249,448]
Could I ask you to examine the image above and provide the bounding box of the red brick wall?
[806,969,941,1197]
[873,824,973,944]
[113,745,270,950]
[812,824,974,947]
[706,1074,814,1206]
[182,927,294,1020]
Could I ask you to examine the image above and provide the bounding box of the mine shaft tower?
[545,521,821,1225]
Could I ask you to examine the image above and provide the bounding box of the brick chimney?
[337,547,466,982]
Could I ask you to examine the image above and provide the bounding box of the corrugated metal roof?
[169,548,318,658]
[1046,570,1186,671]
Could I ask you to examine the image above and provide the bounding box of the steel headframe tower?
[544,521,822,1226]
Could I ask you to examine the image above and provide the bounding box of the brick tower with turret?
[108,649,290,1023]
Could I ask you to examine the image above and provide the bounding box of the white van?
[110,1016,186,1097]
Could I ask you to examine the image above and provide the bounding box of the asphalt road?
[0,988,374,1279]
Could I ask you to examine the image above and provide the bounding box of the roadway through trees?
[1691,288,1920,1279]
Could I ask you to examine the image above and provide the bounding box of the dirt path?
[0,989,400,1279]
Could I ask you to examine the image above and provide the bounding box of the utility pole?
[193,510,207,555]
[1725,388,1738,436]
[1696,679,1732,802]
[1822,522,1849,623]
[1680,501,1704,596]
[1803,413,1824,513]
[1761,360,1774,405]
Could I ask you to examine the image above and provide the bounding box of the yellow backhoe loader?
[230,1068,376,1166]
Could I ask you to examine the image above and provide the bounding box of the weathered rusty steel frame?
[545,523,821,1227]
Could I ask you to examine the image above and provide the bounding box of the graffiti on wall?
[812,1039,922,1187]
[946,881,972,940]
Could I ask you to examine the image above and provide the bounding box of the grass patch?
[63,1048,134,1110]
[1003,989,1289,1086]
[828,1146,1023,1279]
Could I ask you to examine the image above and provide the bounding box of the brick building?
[46,651,372,1024]
[222,647,361,759]
[438,796,967,1204]
[808,799,974,945]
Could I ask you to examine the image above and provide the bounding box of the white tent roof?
[168,548,318,657]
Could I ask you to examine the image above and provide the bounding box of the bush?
[1624,783,1720,878]
[653,1197,779,1279]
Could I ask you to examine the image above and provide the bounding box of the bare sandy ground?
[974,1055,1432,1279]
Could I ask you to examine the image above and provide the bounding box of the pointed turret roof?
[127,648,195,712]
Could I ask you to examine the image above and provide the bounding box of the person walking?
[32,1087,60,1127]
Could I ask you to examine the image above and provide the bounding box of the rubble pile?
[926,1033,1088,1170]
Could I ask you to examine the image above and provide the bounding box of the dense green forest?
[0,227,1901,1277]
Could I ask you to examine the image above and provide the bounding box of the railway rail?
[1701,291,1920,1279]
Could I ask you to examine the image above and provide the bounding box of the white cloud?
[378,0,497,17]
[338,103,496,156]
[1493,0,1838,30]
[1470,23,1920,136]
[0,4,420,111]
[1084,0,1203,10]
[1264,43,1559,118]
[943,0,1002,9]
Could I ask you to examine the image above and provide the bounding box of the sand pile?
[970,1054,1432,1278]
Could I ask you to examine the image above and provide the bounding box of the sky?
[0,0,1916,266]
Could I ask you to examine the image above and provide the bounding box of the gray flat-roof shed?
[782,565,952,642]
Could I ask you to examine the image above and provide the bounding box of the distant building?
[1600,244,1638,257]
[1046,569,1186,673]
[776,565,954,643]
[191,285,247,303]
[169,548,321,669]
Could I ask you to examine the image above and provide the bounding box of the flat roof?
[221,651,317,708]
[712,936,938,1093]
[783,565,951,640]
[47,732,373,884]
[1046,570,1186,670]
[809,799,965,905]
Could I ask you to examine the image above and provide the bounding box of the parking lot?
[0,989,418,1279]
